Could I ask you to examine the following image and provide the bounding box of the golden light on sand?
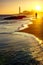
[35,5,41,11]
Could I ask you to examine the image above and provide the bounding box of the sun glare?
[35,5,41,11]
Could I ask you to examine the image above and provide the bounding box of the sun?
[35,5,41,11]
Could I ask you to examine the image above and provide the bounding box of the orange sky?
[0,0,43,14]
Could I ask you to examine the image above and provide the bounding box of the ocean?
[0,15,33,33]
[0,15,43,65]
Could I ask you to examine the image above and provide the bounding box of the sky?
[0,0,43,14]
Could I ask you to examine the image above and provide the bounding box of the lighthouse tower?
[19,6,21,14]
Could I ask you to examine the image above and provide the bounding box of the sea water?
[0,15,43,65]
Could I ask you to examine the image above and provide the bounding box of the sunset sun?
[35,5,41,11]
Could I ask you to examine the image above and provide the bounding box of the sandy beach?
[20,18,43,40]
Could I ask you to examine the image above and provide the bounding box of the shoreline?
[19,18,43,40]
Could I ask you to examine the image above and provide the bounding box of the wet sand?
[20,18,43,40]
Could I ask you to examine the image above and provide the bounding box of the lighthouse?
[19,6,21,14]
